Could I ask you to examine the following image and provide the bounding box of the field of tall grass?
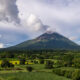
[0,72,71,80]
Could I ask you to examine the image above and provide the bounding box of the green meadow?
[0,64,71,80]
[0,72,71,80]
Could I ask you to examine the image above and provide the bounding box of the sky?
[0,0,80,48]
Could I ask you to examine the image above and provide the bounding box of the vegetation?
[0,72,71,80]
[39,59,44,64]
[72,69,80,80]
[1,60,14,68]
[45,60,53,69]
[26,66,33,72]
[20,58,26,65]
[0,50,80,80]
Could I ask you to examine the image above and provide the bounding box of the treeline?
[0,50,80,68]
[0,50,79,59]
[53,68,80,80]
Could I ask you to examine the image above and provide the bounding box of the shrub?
[1,60,14,68]
[73,59,80,68]
[45,60,53,69]
[72,70,80,80]
[53,69,80,80]
[64,70,72,78]
[26,66,33,72]
[55,61,63,68]
[20,58,26,65]
[53,69,65,76]
[53,68,73,78]
[39,59,44,64]
[34,61,38,64]
[60,70,65,76]
[53,69,61,75]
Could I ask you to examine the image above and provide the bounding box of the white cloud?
[69,36,77,40]
[0,0,20,23]
[17,0,80,42]
[17,0,80,24]
[26,14,48,32]
[0,43,4,48]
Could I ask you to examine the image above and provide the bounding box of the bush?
[53,69,80,80]
[20,58,26,65]
[72,70,80,80]
[73,59,80,68]
[34,61,38,64]
[64,70,72,78]
[1,60,14,68]
[45,60,53,69]
[26,66,33,72]
[39,59,44,64]
[55,61,63,68]
[53,69,61,75]
[53,68,73,78]
[53,69,66,76]
[60,70,66,76]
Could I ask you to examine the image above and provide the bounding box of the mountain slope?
[9,32,80,50]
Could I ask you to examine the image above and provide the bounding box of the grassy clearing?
[0,64,72,80]
[16,64,53,72]
[0,72,72,80]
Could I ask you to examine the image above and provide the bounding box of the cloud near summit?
[26,14,49,32]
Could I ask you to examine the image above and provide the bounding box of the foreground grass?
[0,64,73,80]
[0,72,71,80]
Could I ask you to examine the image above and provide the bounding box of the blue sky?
[0,0,80,48]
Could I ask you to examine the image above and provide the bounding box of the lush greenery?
[0,50,80,80]
[1,60,14,68]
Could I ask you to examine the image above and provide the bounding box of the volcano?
[8,31,80,50]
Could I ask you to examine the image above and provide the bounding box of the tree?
[20,58,26,65]
[45,60,53,69]
[73,58,80,68]
[39,59,44,64]
[34,61,38,64]
[72,70,80,80]
[62,54,74,67]
[26,66,33,72]
[56,60,63,68]
[1,60,14,68]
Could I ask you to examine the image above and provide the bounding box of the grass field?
[0,64,72,80]
[0,72,71,80]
